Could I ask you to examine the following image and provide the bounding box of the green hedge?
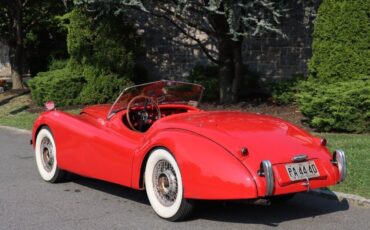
[29,9,138,106]
[298,0,370,133]
[308,0,369,82]
[270,75,304,105]
[298,79,370,133]
[79,66,132,104]
[66,9,139,77]
[28,68,85,106]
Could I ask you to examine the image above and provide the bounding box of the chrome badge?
[292,154,308,162]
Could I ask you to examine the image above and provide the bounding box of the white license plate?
[285,160,320,181]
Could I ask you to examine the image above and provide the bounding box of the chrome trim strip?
[260,160,274,196]
[333,149,347,182]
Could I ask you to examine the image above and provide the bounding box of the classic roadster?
[32,80,347,221]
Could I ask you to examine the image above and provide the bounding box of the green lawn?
[0,92,369,198]
[0,93,38,130]
[0,93,80,130]
[322,133,370,198]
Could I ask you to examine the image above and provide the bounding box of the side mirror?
[44,101,55,111]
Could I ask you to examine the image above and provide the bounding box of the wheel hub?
[40,137,54,172]
[158,170,176,195]
[153,160,178,206]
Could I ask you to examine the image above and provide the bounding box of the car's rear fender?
[132,129,258,200]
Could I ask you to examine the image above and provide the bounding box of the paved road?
[0,127,369,230]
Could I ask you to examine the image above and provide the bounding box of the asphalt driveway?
[0,127,369,230]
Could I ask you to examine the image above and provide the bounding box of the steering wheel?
[126,95,161,132]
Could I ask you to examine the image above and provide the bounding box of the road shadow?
[71,175,149,205]
[194,193,349,226]
[70,175,349,226]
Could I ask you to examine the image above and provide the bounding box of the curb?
[1,125,369,208]
[0,125,31,134]
[310,188,370,208]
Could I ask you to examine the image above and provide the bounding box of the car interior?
[122,96,196,132]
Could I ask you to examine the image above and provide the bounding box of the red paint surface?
[32,104,341,200]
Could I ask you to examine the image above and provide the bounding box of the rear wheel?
[145,148,193,221]
[35,127,66,183]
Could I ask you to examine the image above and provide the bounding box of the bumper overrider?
[258,150,347,197]
[332,149,347,183]
[258,160,275,196]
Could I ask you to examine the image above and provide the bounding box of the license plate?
[285,160,320,181]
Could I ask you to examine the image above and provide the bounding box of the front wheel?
[35,127,66,183]
[144,148,193,221]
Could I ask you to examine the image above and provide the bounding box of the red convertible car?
[32,80,346,221]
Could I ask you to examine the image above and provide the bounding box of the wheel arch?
[133,129,258,200]
[138,146,173,189]
[32,123,50,149]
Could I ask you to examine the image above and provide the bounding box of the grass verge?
[322,133,370,199]
[0,92,80,130]
[1,92,369,198]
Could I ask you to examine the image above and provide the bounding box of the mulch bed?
[200,101,309,131]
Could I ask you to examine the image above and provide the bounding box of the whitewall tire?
[145,148,193,221]
[35,127,66,183]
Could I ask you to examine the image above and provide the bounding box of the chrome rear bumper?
[257,150,347,197]
[332,149,347,183]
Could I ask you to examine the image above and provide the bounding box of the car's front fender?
[132,129,258,200]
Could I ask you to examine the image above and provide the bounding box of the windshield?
[107,80,204,119]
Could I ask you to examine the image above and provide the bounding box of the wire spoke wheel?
[153,160,178,207]
[35,127,66,183]
[145,148,194,221]
[40,137,54,172]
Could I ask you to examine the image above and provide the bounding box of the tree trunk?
[11,0,24,89]
[210,13,244,103]
[217,37,244,103]
[218,35,234,103]
[231,39,243,102]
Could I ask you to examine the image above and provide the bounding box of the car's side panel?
[132,129,258,200]
[33,111,137,187]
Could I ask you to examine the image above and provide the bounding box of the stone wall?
[135,2,320,82]
[243,1,319,81]
[133,12,214,81]
[0,41,11,78]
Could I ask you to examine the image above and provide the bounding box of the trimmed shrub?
[270,75,305,105]
[298,79,370,133]
[188,64,219,101]
[28,68,85,106]
[298,0,370,132]
[66,9,139,78]
[79,66,132,104]
[48,59,68,71]
[29,9,138,106]
[308,0,370,82]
